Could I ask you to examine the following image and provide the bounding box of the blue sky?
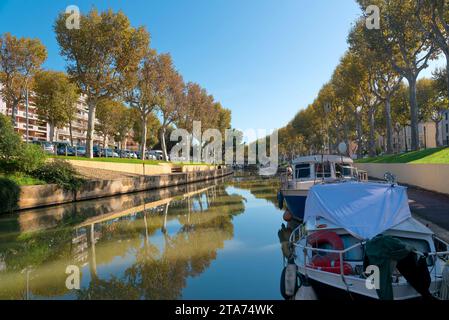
[0,0,444,131]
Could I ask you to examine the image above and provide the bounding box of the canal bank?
[4,166,233,213]
[0,176,285,300]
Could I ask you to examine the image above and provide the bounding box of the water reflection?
[0,175,284,300]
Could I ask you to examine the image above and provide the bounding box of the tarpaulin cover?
[304,182,412,239]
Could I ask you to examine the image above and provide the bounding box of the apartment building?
[439,110,449,147]
[1,92,139,150]
[52,96,103,146]
[386,113,449,153]
[0,93,48,142]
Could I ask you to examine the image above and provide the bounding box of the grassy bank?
[50,156,209,166]
[0,173,45,186]
[355,147,449,164]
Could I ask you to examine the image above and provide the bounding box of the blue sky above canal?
[0,0,445,132]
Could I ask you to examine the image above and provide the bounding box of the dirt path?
[74,165,140,180]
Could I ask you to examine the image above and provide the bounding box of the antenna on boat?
[324,102,331,155]
[321,154,324,183]
[320,102,332,183]
[337,142,347,180]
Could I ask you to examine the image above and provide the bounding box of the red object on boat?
[283,210,292,222]
[306,230,353,275]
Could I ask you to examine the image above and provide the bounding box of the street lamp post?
[25,85,29,143]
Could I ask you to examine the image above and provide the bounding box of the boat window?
[394,237,433,266]
[295,164,310,179]
[341,235,364,261]
[312,234,364,261]
[335,163,353,178]
[315,162,332,178]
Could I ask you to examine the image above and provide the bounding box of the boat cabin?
[291,155,356,181]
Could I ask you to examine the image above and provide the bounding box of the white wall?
[356,163,449,195]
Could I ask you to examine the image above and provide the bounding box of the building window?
[446,124,449,133]
[446,112,449,121]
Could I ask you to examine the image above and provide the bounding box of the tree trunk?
[69,122,74,146]
[385,96,394,154]
[408,77,419,151]
[140,113,147,160]
[86,101,96,158]
[160,127,169,161]
[435,120,442,147]
[446,55,449,103]
[404,126,408,152]
[343,123,350,157]
[368,108,376,157]
[49,123,55,143]
[11,101,18,127]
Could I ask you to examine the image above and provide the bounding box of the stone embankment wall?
[355,163,449,195]
[14,167,233,212]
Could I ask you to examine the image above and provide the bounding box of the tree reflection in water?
[0,177,247,300]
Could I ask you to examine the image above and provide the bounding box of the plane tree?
[55,9,149,158]
[357,0,437,151]
[348,20,403,154]
[124,50,166,160]
[417,78,447,147]
[95,99,124,148]
[156,54,186,161]
[417,0,449,104]
[0,33,47,126]
[331,51,381,157]
[33,70,79,143]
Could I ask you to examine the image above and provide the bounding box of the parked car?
[54,142,75,156]
[148,150,164,160]
[127,151,138,159]
[144,151,157,160]
[171,156,188,162]
[32,141,55,154]
[75,146,86,157]
[101,148,119,158]
[93,145,101,157]
[118,149,137,159]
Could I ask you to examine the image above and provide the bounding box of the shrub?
[32,159,84,191]
[15,143,46,174]
[0,177,20,213]
[0,114,22,172]
[0,114,46,174]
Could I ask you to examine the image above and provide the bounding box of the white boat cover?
[304,182,412,240]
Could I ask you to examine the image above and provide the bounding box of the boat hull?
[295,265,441,301]
[306,279,427,301]
[281,189,308,220]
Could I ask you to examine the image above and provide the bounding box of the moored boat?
[284,181,449,300]
[278,155,367,221]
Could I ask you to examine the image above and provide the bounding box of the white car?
[129,152,138,159]
[145,152,157,160]
[148,150,164,160]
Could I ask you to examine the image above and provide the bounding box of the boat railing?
[289,227,365,289]
[289,225,449,286]
[356,169,368,182]
[280,172,293,189]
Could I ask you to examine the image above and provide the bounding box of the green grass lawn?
[49,155,208,166]
[0,173,45,186]
[355,147,449,164]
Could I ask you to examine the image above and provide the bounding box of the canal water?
[0,174,288,300]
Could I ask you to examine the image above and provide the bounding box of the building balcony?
[18,123,47,133]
